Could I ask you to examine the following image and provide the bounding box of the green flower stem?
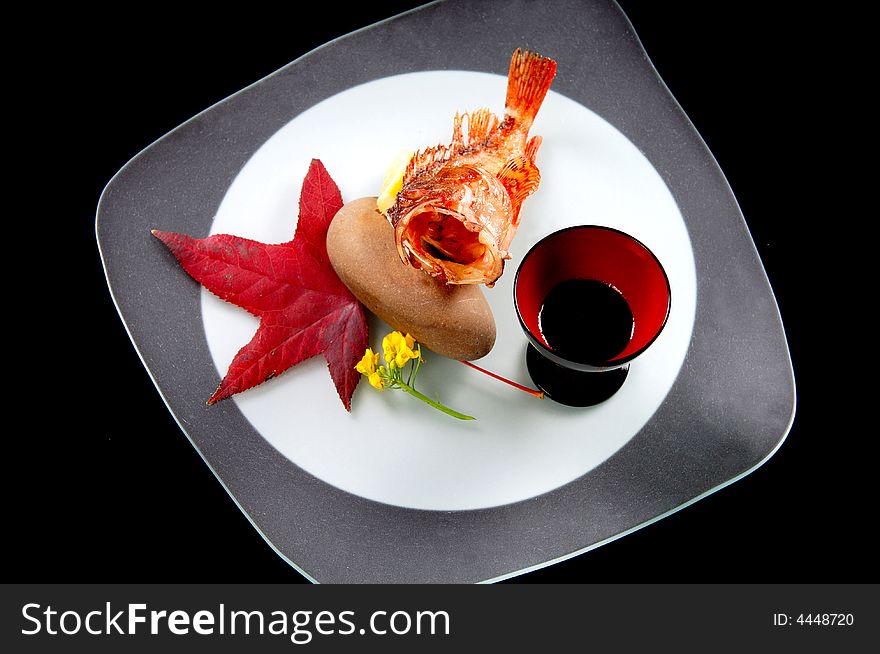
[406,356,419,387]
[397,381,475,421]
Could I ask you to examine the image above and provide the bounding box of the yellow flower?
[368,369,385,391]
[355,348,379,376]
[404,334,424,364]
[352,332,472,419]
[381,332,399,363]
[382,331,417,369]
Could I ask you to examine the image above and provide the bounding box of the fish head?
[391,164,513,285]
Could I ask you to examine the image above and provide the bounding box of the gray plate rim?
[96,0,796,583]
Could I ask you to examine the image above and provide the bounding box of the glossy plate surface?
[97,0,795,582]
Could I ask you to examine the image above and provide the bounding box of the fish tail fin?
[504,49,556,133]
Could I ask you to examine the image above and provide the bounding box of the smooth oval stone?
[327,197,496,361]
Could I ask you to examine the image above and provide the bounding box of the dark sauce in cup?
[538,278,634,364]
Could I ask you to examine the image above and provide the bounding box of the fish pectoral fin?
[497,155,541,208]
[525,135,542,162]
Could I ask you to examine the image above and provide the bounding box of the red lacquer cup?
[514,226,671,406]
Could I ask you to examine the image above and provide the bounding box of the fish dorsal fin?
[497,155,541,208]
[402,143,453,186]
[402,106,501,187]
[452,108,500,150]
[403,108,502,188]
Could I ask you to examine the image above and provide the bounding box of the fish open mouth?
[396,204,502,285]
[389,164,513,285]
[413,209,487,265]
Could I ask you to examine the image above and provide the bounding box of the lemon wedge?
[377,149,413,215]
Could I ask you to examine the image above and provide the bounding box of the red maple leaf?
[153,159,368,410]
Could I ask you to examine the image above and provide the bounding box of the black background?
[9,1,862,584]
